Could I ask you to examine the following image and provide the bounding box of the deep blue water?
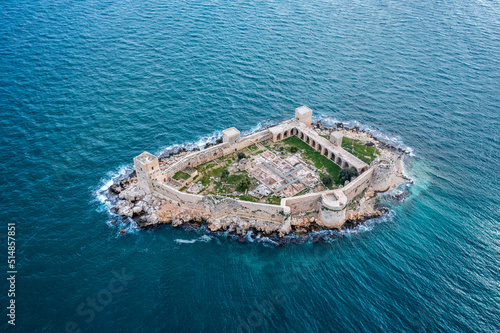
[1,0,499,332]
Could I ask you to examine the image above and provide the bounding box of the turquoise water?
[1,0,499,332]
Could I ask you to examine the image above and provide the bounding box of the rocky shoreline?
[105,121,412,241]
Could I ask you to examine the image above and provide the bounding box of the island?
[108,106,411,238]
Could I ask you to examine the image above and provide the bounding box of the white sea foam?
[314,115,415,156]
[175,239,197,244]
[95,116,415,239]
[175,235,213,244]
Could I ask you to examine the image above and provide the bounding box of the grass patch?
[264,196,282,205]
[282,136,341,185]
[246,144,258,152]
[240,195,260,203]
[196,165,226,186]
[172,170,190,181]
[342,137,379,164]
[227,172,247,186]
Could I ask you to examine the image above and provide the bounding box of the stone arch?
[284,130,289,138]
[277,133,282,141]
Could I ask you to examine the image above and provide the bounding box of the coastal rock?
[109,184,122,195]
[132,206,143,215]
[118,206,133,218]
[171,218,183,227]
[119,188,146,202]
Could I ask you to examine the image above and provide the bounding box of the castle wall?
[152,180,285,223]
[134,108,390,232]
[319,208,346,228]
[284,192,322,214]
[205,197,284,222]
[342,167,374,201]
[371,161,394,192]
[152,180,204,208]
[163,129,271,179]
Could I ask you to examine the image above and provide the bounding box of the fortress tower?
[295,106,313,127]
[371,154,395,192]
[222,127,240,144]
[134,152,161,193]
[330,131,343,146]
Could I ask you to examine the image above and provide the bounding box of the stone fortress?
[113,106,407,236]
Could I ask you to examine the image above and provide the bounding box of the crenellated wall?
[134,107,389,231]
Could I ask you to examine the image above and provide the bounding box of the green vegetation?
[195,164,225,186]
[290,146,298,153]
[240,195,259,203]
[264,196,282,205]
[237,152,246,160]
[342,137,379,164]
[237,175,251,192]
[321,174,333,187]
[339,168,359,184]
[172,170,190,181]
[282,136,341,185]
[220,169,229,181]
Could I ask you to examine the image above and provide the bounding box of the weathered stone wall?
[152,180,204,208]
[371,159,394,192]
[134,108,395,231]
[284,192,322,214]
[342,167,374,201]
[319,208,346,228]
[134,152,162,193]
[204,196,284,221]
[163,128,271,179]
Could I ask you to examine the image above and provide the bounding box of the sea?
[1,0,499,332]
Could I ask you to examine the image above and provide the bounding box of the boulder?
[119,187,146,202]
[109,184,122,195]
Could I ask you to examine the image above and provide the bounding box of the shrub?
[237,152,246,160]
[237,175,251,192]
[321,175,333,187]
[339,168,359,184]
[290,146,298,153]
[220,169,229,181]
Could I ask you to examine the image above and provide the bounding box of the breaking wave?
[94,116,415,241]
[314,115,415,156]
